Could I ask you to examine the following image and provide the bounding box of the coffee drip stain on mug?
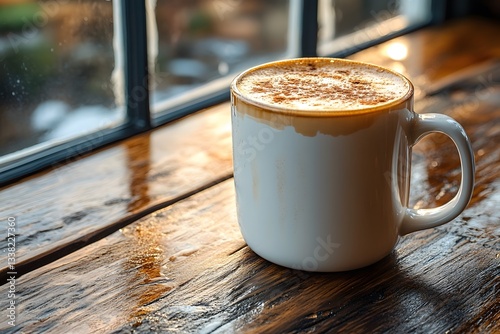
[232,96,411,138]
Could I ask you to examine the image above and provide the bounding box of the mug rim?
[230,57,414,117]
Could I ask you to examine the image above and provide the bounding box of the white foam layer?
[236,59,410,111]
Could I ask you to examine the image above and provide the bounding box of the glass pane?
[0,0,123,158]
[318,0,432,55]
[150,0,295,114]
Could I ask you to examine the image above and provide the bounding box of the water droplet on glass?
[11,92,15,96]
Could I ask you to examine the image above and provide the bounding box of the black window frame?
[0,0,448,187]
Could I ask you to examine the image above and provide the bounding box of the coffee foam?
[235,59,410,112]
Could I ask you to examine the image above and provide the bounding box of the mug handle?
[399,113,475,235]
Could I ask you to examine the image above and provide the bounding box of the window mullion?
[300,0,319,57]
[121,0,151,131]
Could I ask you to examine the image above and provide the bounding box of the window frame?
[0,0,444,187]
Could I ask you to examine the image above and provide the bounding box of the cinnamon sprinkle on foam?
[238,59,410,111]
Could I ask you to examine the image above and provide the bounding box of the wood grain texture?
[1,177,497,333]
[1,17,499,334]
[0,103,233,278]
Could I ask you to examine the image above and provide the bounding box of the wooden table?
[1,17,499,333]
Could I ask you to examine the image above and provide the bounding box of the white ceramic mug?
[230,58,475,272]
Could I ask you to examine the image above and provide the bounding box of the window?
[0,0,123,184]
[151,0,296,118]
[0,0,434,186]
[318,0,433,56]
